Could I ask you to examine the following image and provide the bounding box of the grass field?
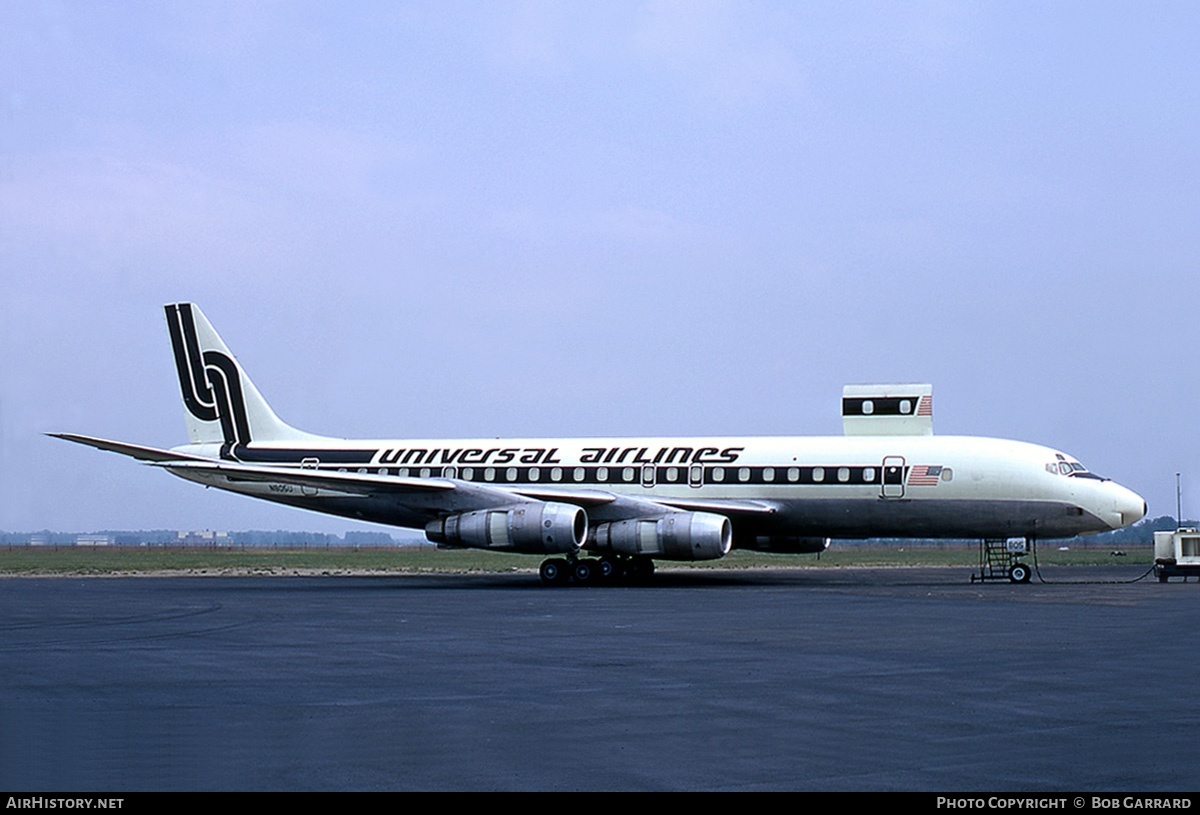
[0,543,1154,576]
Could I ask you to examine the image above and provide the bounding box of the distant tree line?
[0,529,414,546]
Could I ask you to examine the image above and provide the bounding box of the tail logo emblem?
[165,303,251,452]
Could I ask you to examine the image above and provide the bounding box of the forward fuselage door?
[881,456,905,499]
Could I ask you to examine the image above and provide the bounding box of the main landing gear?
[538,555,656,586]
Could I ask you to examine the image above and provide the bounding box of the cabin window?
[941,468,953,482]
[664,467,678,482]
[763,467,775,482]
[397,468,409,477]
[812,467,824,482]
[787,467,800,482]
[418,468,430,478]
[596,467,608,482]
[837,467,850,482]
[528,467,540,482]
[484,468,495,481]
[712,467,725,482]
[573,467,585,482]
[462,467,474,481]
[505,467,518,481]
[738,467,751,482]
[551,467,563,482]
[862,400,874,415]
[899,399,911,414]
[623,467,635,482]
[863,467,875,482]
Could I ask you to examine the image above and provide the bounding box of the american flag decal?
[916,395,933,417]
[908,465,942,486]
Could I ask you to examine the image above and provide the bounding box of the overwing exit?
[53,304,1147,585]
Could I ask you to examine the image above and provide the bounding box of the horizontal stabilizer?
[47,433,208,463]
[842,384,933,436]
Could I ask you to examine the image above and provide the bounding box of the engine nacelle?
[736,534,830,554]
[425,502,586,555]
[589,512,732,562]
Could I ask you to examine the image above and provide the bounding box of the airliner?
[53,303,1147,585]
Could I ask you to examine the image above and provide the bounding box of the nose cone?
[1110,482,1147,529]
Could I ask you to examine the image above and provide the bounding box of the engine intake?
[589,512,732,562]
[425,502,586,555]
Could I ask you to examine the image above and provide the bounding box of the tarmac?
[1,566,1197,791]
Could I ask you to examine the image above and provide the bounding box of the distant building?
[176,530,230,546]
[75,534,113,546]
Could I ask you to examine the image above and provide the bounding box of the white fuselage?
[172,432,1146,542]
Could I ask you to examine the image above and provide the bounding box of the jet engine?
[425,502,586,555]
[589,512,732,561]
[736,534,830,554]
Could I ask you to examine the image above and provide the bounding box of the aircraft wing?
[512,484,777,520]
[155,460,778,523]
[648,495,777,517]
[157,460,772,514]
[157,459,457,496]
[52,433,775,532]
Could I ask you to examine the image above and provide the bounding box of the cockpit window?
[1048,454,1104,480]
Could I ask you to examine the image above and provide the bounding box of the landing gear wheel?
[572,559,596,585]
[1009,562,1031,583]
[539,558,570,586]
[596,556,617,581]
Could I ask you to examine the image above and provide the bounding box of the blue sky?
[2,1,1197,533]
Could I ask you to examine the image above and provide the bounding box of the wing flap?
[653,496,777,517]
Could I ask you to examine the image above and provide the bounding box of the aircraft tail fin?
[164,303,320,448]
[842,384,934,436]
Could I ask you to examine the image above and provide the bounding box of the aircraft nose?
[1112,483,1147,528]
